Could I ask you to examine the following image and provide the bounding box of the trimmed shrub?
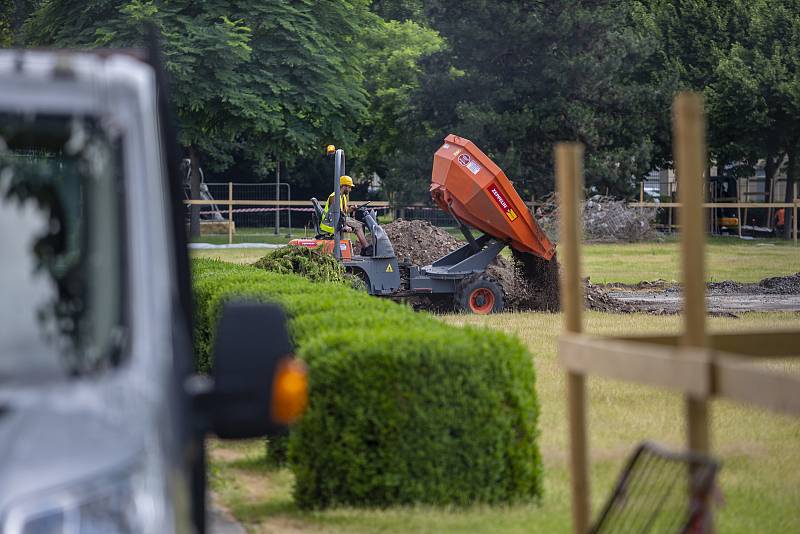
[192,258,542,508]
[251,246,365,290]
[291,327,541,508]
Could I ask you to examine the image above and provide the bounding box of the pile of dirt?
[383,219,630,313]
[707,280,743,294]
[535,193,658,242]
[604,279,675,291]
[758,272,800,294]
[584,279,636,313]
[383,219,461,265]
[706,273,800,295]
[510,250,561,311]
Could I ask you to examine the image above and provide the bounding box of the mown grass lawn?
[583,236,800,284]
[190,226,312,246]
[192,235,800,283]
[209,311,800,533]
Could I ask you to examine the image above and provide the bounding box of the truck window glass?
[0,114,124,381]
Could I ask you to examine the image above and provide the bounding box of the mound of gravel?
[758,273,800,294]
[706,272,800,295]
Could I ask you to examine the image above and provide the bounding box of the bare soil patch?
[384,220,632,313]
[605,272,800,314]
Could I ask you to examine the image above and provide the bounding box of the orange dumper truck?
[293,134,556,313]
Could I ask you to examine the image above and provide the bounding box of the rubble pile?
[535,193,658,242]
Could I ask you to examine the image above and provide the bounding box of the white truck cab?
[0,49,302,533]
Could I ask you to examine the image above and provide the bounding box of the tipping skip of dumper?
[430,134,561,311]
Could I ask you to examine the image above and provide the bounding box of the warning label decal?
[386,263,393,273]
[457,153,471,166]
[488,183,518,222]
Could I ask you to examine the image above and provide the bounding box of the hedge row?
[192,258,543,509]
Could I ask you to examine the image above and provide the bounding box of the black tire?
[455,275,505,314]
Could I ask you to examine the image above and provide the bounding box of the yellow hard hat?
[340,175,354,187]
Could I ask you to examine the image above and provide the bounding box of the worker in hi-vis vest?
[321,175,373,256]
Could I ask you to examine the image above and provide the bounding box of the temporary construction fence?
[558,93,800,533]
[394,202,540,229]
[186,182,295,239]
[631,179,799,241]
[184,182,390,244]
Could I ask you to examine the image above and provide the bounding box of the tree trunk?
[764,153,780,204]
[784,148,796,240]
[189,146,201,239]
[13,0,27,46]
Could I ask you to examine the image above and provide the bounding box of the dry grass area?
[210,311,800,533]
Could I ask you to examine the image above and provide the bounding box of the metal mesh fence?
[205,182,296,233]
[591,442,719,534]
[186,182,316,243]
[394,205,456,227]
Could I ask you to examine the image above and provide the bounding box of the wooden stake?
[674,90,713,530]
[675,92,707,349]
[558,144,585,334]
[556,143,589,534]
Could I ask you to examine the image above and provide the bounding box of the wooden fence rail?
[558,92,800,534]
[629,200,799,244]
[183,185,389,244]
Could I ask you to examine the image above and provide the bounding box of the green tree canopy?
[353,17,443,201]
[24,0,371,177]
[399,0,663,199]
[707,0,800,236]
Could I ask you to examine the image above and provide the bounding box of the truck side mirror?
[209,301,307,438]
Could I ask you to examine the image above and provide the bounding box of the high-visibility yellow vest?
[320,191,348,234]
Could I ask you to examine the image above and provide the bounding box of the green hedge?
[192,258,542,509]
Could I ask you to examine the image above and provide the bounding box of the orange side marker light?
[271,357,308,424]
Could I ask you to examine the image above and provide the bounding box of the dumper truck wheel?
[456,275,504,314]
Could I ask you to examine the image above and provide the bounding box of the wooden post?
[556,143,589,534]
[674,92,710,456]
[793,200,797,246]
[674,93,714,533]
[228,182,234,245]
